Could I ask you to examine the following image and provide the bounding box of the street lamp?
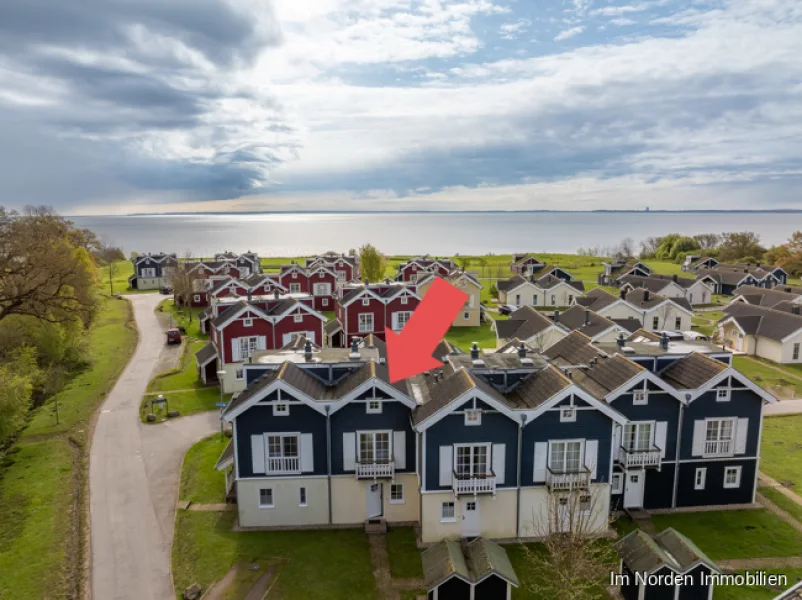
[217,370,227,436]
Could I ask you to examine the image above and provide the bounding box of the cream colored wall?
[420,490,517,543]
[220,364,246,393]
[778,329,802,363]
[137,277,166,290]
[593,328,624,344]
[642,307,692,331]
[518,484,611,538]
[504,283,539,307]
[755,336,784,363]
[597,303,643,321]
[718,322,744,351]
[686,281,713,306]
[331,474,420,525]
[419,280,482,327]
[541,284,581,307]
[237,477,329,528]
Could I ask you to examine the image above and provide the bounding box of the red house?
[510,254,545,276]
[325,281,420,348]
[306,252,359,282]
[277,264,339,311]
[395,257,455,283]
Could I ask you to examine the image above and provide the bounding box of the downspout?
[516,414,527,539]
[326,405,333,525]
[671,395,689,509]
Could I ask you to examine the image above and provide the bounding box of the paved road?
[766,398,802,416]
[89,294,219,600]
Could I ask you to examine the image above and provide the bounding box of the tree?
[765,231,802,276]
[0,206,98,325]
[655,301,680,330]
[693,233,721,250]
[638,236,663,259]
[0,347,38,443]
[717,232,766,263]
[358,244,386,282]
[653,234,700,262]
[96,238,124,296]
[169,252,197,307]
[519,486,615,600]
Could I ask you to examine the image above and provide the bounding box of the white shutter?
[251,434,265,474]
[391,312,399,330]
[534,442,548,483]
[393,432,406,470]
[492,444,506,485]
[301,434,314,472]
[343,433,356,471]
[439,446,453,487]
[613,425,622,462]
[655,422,668,459]
[692,421,706,457]
[736,418,749,455]
[585,440,598,480]
[232,338,242,362]
[257,336,267,350]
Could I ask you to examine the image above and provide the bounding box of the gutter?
[671,397,688,509]
[326,405,333,525]
[515,414,527,539]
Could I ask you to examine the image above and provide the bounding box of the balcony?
[452,470,497,496]
[704,440,733,458]
[546,466,591,491]
[265,456,301,474]
[356,459,395,480]
[619,445,662,469]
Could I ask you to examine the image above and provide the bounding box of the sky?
[1,0,801,215]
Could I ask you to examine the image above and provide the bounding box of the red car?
[166,328,181,345]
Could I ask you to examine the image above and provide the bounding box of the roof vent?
[472,359,486,367]
[521,358,534,366]
[621,346,636,353]
[518,342,527,359]
[470,342,480,361]
[304,339,313,361]
[553,310,560,323]
[617,333,626,348]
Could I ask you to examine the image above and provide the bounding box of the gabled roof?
[496,275,529,293]
[432,339,464,362]
[194,342,217,367]
[615,528,719,575]
[324,318,343,336]
[575,288,620,312]
[625,288,693,313]
[556,305,621,339]
[422,538,519,590]
[211,300,268,329]
[535,273,585,292]
[494,306,556,341]
[568,354,645,400]
[659,352,727,390]
[731,285,802,308]
[612,318,645,333]
[214,440,234,471]
[721,302,802,341]
[543,331,600,366]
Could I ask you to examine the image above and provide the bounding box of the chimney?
[620,289,627,300]
[793,306,801,315]
[554,310,560,324]
[470,342,480,360]
[364,278,370,287]
[518,342,526,359]
[644,290,650,302]
[660,332,669,350]
[247,289,252,303]
[617,333,625,348]
[672,274,678,282]
[584,310,590,326]
[274,289,280,300]
[304,339,313,361]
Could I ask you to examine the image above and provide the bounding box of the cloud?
[500,18,532,39]
[554,26,586,41]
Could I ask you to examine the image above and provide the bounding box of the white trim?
[389,482,405,504]
[223,379,330,421]
[723,465,742,488]
[440,500,456,522]
[612,473,624,494]
[518,382,629,426]
[258,487,275,508]
[694,467,707,490]
[329,378,415,414]
[414,385,522,431]
[686,367,777,404]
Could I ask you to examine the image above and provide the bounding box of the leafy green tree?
[717,232,766,263]
[765,232,802,276]
[0,348,38,443]
[358,244,387,282]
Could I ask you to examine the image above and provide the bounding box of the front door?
[366,483,383,519]
[461,500,480,537]
[624,472,645,508]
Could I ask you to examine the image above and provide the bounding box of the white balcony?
[619,446,662,469]
[265,456,301,474]
[356,460,395,479]
[546,467,591,491]
[704,440,733,458]
[452,471,497,496]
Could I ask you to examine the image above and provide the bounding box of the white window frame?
[358,313,374,333]
[694,468,707,490]
[292,272,298,279]
[357,430,392,464]
[454,443,491,478]
[724,466,742,489]
[548,439,584,473]
[193,294,201,303]
[314,283,331,296]
[463,311,470,320]
[703,418,736,457]
[362,298,370,306]
[239,336,260,360]
[716,387,731,402]
[299,486,308,507]
[623,421,654,452]
[674,316,682,330]
[532,295,538,306]
[235,368,244,381]
[265,432,301,473]
[390,483,404,504]
[366,400,382,414]
[336,270,346,281]
[289,283,301,294]
[243,318,253,327]
[441,501,456,522]
[322,298,328,306]
[294,313,303,323]
[401,296,408,305]
[560,407,576,423]
[633,390,648,405]
[652,316,660,330]
[464,409,481,426]
[551,294,556,306]
[579,493,592,515]
[273,403,289,416]
[794,343,801,361]
[393,311,412,331]
[258,487,274,508]
[612,473,623,494]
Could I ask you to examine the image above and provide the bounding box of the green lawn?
[716,569,802,600]
[761,415,802,490]
[0,297,137,599]
[97,259,156,295]
[444,321,497,351]
[148,341,210,393]
[386,527,423,579]
[179,435,229,504]
[759,487,802,524]
[650,509,802,560]
[734,356,802,399]
[159,298,208,340]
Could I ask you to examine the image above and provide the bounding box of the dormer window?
[560,408,576,423]
[465,410,481,426]
[243,318,253,327]
[273,403,289,416]
[633,390,647,405]
[716,388,730,402]
[367,400,382,414]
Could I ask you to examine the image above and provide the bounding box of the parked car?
[498,304,517,316]
[166,328,181,345]
[160,286,173,295]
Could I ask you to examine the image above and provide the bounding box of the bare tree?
[96,238,124,296]
[655,301,680,331]
[169,251,197,307]
[520,486,616,600]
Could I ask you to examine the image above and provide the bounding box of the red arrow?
[386,277,469,382]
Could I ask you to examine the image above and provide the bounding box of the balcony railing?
[356,459,395,479]
[546,466,591,491]
[452,470,497,496]
[704,440,733,457]
[619,445,662,469]
[265,456,301,474]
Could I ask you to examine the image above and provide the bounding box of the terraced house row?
[214,329,775,543]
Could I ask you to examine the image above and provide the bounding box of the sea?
[69,212,799,257]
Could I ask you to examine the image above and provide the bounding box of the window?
[322,298,328,306]
[393,311,412,331]
[292,272,298,279]
[455,445,489,478]
[633,390,648,405]
[551,295,556,306]
[409,274,417,283]
[336,270,346,281]
[193,294,201,303]
[235,369,244,381]
[652,316,660,330]
[266,433,299,473]
[259,488,274,508]
[362,298,370,306]
[612,473,623,494]
[358,431,391,463]
[390,483,404,504]
[724,466,742,489]
[549,440,582,473]
[674,317,682,330]
[515,294,521,306]
[716,388,730,402]
[579,494,591,515]
[441,501,456,522]
[704,418,735,456]
[239,336,260,360]
[532,295,538,306]
[299,487,308,506]
[694,468,707,490]
[623,422,653,452]
[401,296,408,305]
[240,267,250,277]
[560,408,576,423]
[313,283,331,295]
[358,313,374,333]
[367,400,382,414]
[243,318,253,327]
[464,409,482,426]
[141,267,156,278]
[294,313,303,323]
[289,283,301,294]
[463,312,470,320]
[794,343,800,361]
[273,403,289,416]
[568,295,574,305]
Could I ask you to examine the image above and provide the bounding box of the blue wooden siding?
[676,458,756,507]
[643,464,676,510]
[611,389,680,460]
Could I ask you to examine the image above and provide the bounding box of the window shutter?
[585,440,598,480]
[232,338,241,362]
[736,418,749,455]
[655,422,668,459]
[492,444,506,485]
[692,420,706,457]
[257,336,267,350]
[439,446,453,487]
[301,434,314,472]
[391,313,399,330]
[251,434,265,474]
[393,432,406,470]
[613,425,622,463]
[343,433,356,471]
[533,442,548,483]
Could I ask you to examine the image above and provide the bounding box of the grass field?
[158,298,208,340]
[761,415,802,490]
[734,356,802,399]
[179,435,229,504]
[759,487,802,523]
[444,320,498,351]
[97,259,157,295]
[0,297,138,599]
[385,527,423,580]
[716,569,802,600]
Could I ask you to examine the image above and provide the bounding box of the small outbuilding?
[614,528,721,600]
[421,537,519,600]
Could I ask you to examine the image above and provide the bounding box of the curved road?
[89,294,218,600]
